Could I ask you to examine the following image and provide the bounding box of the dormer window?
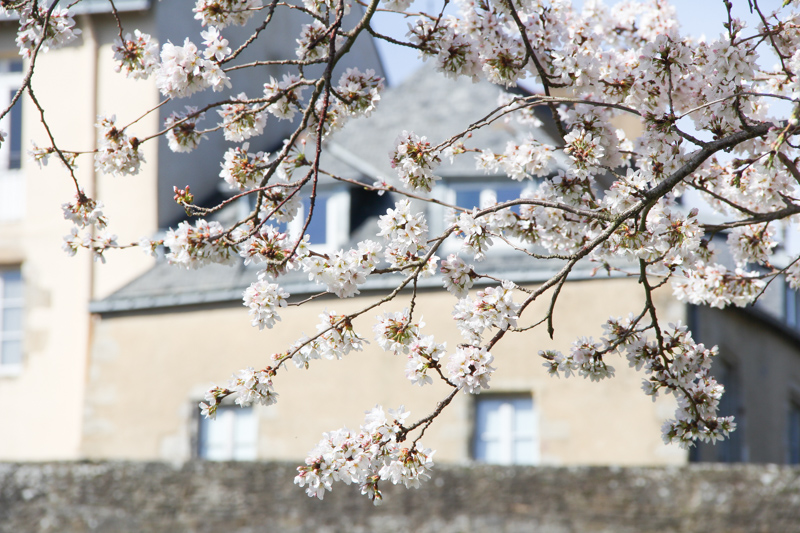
[288,187,351,252]
[451,182,525,212]
[300,195,327,245]
[430,180,527,254]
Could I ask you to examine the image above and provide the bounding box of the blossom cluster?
[374,309,422,355]
[446,345,495,394]
[61,192,107,229]
[95,115,144,176]
[477,136,555,181]
[301,241,382,298]
[229,366,279,407]
[287,310,367,366]
[198,366,278,421]
[219,143,269,190]
[163,219,239,269]
[542,318,735,447]
[295,405,434,504]
[165,107,206,153]
[194,0,263,29]
[62,227,119,263]
[372,309,448,386]
[263,74,306,120]
[15,4,81,58]
[113,30,160,80]
[452,281,519,344]
[334,68,383,118]
[156,38,230,98]
[439,254,475,297]
[242,275,290,329]
[238,224,303,275]
[672,263,766,309]
[453,211,493,261]
[218,93,268,142]
[390,131,442,192]
[377,199,434,270]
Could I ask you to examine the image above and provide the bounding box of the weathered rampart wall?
[1,462,798,532]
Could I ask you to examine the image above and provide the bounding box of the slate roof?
[89,247,616,313]
[320,63,566,184]
[90,66,608,314]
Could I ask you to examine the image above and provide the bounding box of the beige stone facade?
[0,13,159,460]
[84,277,687,465]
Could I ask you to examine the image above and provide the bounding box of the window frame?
[0,267,24,376]
[288,186,351,253]
[432,180,529,255]
[196,404,259,461]
[0,59,25,223]
[471,393,539,466]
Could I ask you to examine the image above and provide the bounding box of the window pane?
[1,270,22,299]
[201,408,234,461]
[482,440,505,464]
[514,438,537,465]
[198,405,257,461]
[716,361,744,462]
[2,306,22,332]
[789,403,800,464]
[8,89,21,169]
[496,187,523,213]
[1,340,22,366]
[302,197,327,245]
[233,408,257,460]
[456,188,482,210]
[476,397,503,435]
[787,285,800,330]
[474,395,537,465]
[495,188,522,204]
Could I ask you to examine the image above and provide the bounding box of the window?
[288,189,350,250]
[0,60,24,222]
[300,196,328,245]
[198,405,258,461]
[452,182,524,213]
[431,181,527,252]
[473,395,538,465]
[785,281,800,331]
[789,400,800,464]
[0,268,23,374]
[689,357,748,463]
[715,360,746,462]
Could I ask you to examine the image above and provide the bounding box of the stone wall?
[1,462,799,533]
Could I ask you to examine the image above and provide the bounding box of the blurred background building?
[0,1,798,468]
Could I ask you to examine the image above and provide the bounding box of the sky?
[370,0,771,87]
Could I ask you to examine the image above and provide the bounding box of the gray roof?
[91,67,586,314]
[89,247,626,314]
[320,63,564,184]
